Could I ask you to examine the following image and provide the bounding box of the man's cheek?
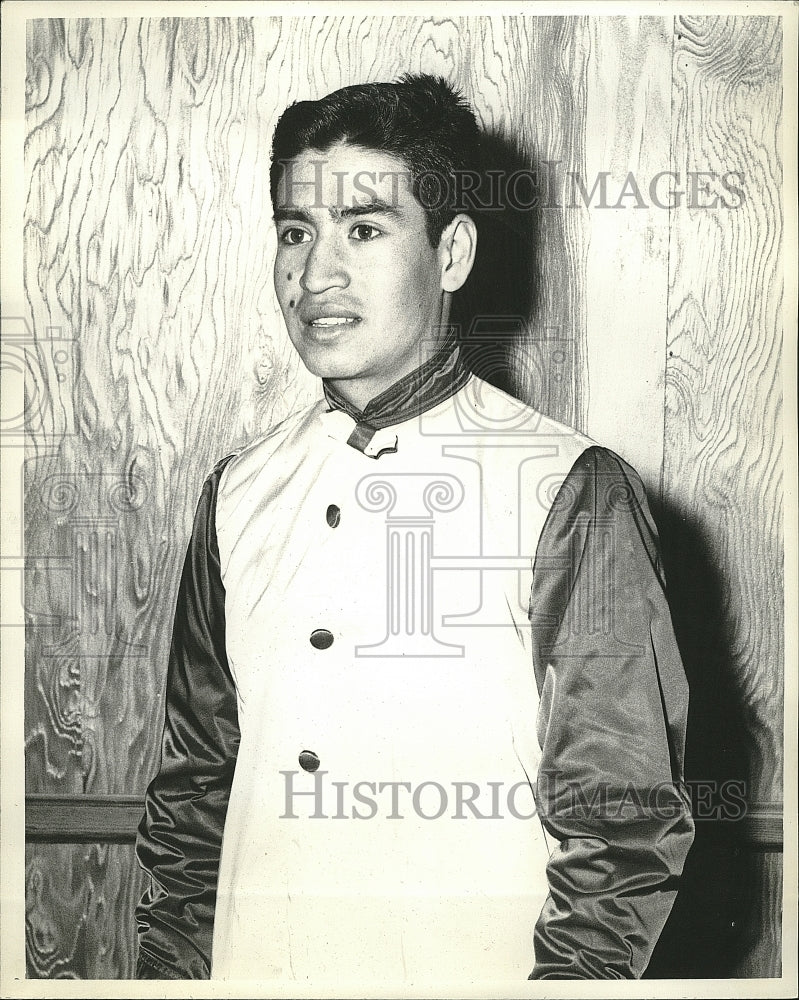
[275,267,301,313]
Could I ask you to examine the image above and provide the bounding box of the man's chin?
[294,343,365,382]
[302,359,361,382]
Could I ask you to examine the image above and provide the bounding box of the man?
[135,74,694,984]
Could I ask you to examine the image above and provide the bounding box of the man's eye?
[351,223,381,241]
[280,228,311,245]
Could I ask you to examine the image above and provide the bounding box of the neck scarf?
[322,337,471,457]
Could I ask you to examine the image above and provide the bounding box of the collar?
[322,337,471,458]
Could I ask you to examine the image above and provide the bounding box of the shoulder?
[460,377,595,445]
[214,397,327,492]
[534,443,660,582]
[447,377,648,502]
[455,376,604,479]
[553,445,649,517]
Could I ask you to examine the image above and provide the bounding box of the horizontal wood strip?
[696,803,784,852]
[25,794,785,848]
[26,795,144,843]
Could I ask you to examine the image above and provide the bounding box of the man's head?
[270,74,481,248]
[270,75,480,408]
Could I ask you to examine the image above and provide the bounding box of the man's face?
[273,142,446,407]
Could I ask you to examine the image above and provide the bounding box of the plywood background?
[21,14,784,979]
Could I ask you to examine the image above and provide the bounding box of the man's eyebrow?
[273,200,403,224]
[273,206,313,224]
[335,199,402,220]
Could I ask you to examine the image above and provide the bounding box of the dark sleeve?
[528,446,695,980]
[135,455,239,980]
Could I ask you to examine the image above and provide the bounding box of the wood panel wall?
[21,13,784,980]
[657,14,784,977]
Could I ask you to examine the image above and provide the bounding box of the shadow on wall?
[644,497,778,978]
[450,129,538,399]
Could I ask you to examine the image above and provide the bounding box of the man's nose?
[299,235,349,294]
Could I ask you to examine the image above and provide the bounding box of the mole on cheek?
[286,273,292,281]
[289,299,295,308]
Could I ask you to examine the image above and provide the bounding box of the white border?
[2,2,796,997]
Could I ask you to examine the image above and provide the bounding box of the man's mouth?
[299,302,362,328]
[308,316,361,327]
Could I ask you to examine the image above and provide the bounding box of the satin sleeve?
[528,446,694,979]
[135,455,239,979]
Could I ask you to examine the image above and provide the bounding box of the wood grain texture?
[581,15,672,492]
[734,851,783,979]
[25,843,145,979]
[482,15,590,427]
[656,14,784,979]
[22,13,784,981]
[663,12,783,816]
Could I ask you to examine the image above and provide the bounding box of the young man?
[135,74,694,984]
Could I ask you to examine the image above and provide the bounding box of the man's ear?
[438,214,477,293]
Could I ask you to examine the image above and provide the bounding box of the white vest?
[212,377,593,987]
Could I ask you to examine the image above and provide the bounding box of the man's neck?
[322,333,470,434]
[324,343,442,412]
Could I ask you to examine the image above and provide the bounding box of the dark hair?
[270,73,481,246]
